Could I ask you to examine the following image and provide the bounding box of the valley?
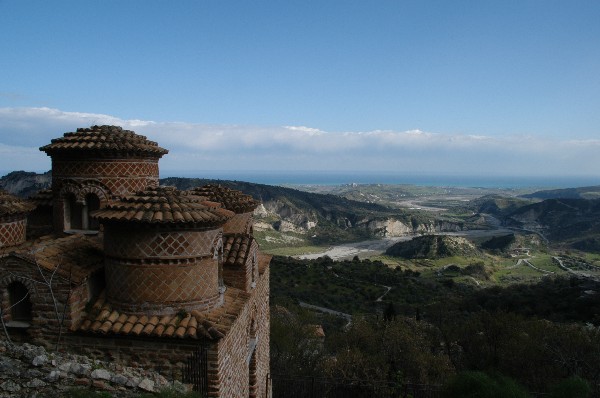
[4,170,600,394]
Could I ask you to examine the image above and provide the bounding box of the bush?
[442,371,529,398]
[66,389,112,398]
[549,376,591,398]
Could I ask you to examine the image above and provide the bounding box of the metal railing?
[182,346,209,396]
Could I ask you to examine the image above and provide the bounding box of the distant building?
[0,125,270,398]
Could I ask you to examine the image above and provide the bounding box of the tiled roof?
[223,235,253,266]
[75,288,250,341]
[190,185,259,214]
[28,189,53,208]
[40,125,168,157]
[0,189,35,218]
[92,186,234,226]
[6,234,104,284]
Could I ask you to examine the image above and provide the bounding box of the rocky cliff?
[386,235,480,259]
[0,171,51,198]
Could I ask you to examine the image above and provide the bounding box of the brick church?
[0,125,271,397]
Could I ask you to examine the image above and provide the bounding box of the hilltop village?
[0,125,270,398]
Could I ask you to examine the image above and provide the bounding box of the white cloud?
[0,106,599,178]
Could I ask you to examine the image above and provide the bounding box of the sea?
[161,170,600,190]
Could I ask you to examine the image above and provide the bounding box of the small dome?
[40,125,168,157]
[0,190,35,218]
[92,186,234,226]
[190,185,259,214]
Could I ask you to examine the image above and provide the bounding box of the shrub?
[549,376,591,398]
[442,371,529,398]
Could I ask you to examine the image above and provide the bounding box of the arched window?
[85,193,100,230]
[65,193,83,230]
[7,282,32,323]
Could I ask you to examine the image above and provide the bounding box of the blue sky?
[1,1,599,180]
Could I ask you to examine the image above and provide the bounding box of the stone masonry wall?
[63,334,213,382]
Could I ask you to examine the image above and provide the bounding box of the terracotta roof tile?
[92,186,234,226]
[40,125,168,158]
[0,190,35,218]
[190,185,259,214]
[223,235,253,266]
[5,234,104,284]
[75,287,250,341]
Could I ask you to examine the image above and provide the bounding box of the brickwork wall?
[105,228,221,260]
[0,257,90,347]
[52,159,159,196]
[105,258,222,314]
[215,264,270,398]
[104,226,223,315]
[51,158,160,232]
[223,212,253,235]
[0,216,28,248]
[223,240,259,292]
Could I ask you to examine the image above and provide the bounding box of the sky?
[1,1,599,182]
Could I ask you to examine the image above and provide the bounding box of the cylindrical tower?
[39,125,168,233]
[0,190,35,248]
[92,187,234,315]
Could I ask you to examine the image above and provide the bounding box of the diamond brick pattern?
[0,218,27,248]
[101,177,156,196]
[53,160,159,179]
[105,257,220,314]
[106,228,220,259]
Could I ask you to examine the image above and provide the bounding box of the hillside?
[0,172,468,248]
[505,198,600,252]
[385,235,480,259]
[462,194,532,218]
[161,177,468,247]
[521,185,600,200]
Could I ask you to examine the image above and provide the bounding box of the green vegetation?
[441,371,530,398]
[549,377,592,398]
[271,250,600,395]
